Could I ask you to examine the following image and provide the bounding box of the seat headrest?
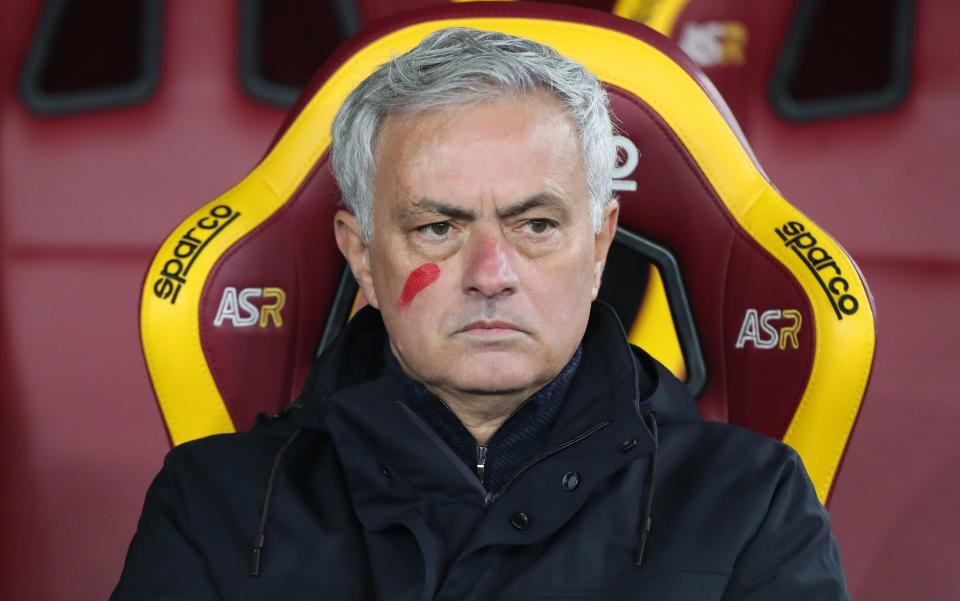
[140,2,875,502]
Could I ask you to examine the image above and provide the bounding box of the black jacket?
[112,303,850,600]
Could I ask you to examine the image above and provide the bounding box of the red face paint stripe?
[398,263,440,308]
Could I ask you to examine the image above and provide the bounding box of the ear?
[591,201,619,299]
[334,210,380,308]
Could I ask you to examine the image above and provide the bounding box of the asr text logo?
[612,135,641,193]
[775,221,859,319]
[153,205,241,304]
[735,309,802,350]
[213,287,286,328]
[678,21,749,68]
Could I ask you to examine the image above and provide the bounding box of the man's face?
[336,91,617,403]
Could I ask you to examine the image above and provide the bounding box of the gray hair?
[331,27,616,242]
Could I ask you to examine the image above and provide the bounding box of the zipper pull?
[476,445,488,483]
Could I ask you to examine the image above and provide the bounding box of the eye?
[522,219,557,235]
[417,221,452,238]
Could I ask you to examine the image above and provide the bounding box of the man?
[112,28,850,600]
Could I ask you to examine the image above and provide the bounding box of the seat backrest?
[139,1,875,503]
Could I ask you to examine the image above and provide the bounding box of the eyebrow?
[400,193,568,222]
[497,193,567,220]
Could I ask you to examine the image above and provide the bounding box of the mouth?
[459,320,525,337]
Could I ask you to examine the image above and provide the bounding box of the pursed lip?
[460,320,524,333]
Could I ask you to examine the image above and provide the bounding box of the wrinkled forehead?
[374,88,580,162]
[372,93,587,206]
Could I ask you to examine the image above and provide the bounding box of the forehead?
[372,92,587,210]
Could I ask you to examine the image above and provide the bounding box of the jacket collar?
[292,302,700,533]
[384,340,582,492]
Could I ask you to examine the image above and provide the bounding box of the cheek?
[526,255,595,310]
[397,263,441,309]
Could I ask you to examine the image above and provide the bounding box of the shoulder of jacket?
[681,419,796,458]
[164,427,331,480]
[662,420,804,491]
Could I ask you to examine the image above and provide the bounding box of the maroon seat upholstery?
[139,1,875,503]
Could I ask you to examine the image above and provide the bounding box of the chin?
[454,353,547,393]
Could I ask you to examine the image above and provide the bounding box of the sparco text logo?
[735,309,801,350]
[153,205,240,304]
[213,287,286,328]
[775,221,859,319]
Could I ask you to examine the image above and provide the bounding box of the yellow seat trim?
[629,268,686,380]
[612,0,691,35]
[142,14,875,504]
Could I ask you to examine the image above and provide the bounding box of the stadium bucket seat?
[139,1,875,503]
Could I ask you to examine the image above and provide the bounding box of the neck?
[424,384,544,444]
[387,343,583,446]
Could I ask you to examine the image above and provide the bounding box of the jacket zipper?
[475,445,488,483]
[473,393,541,484]
[436,394,537,485]
[422,392,616,498]
[494,420,611,496]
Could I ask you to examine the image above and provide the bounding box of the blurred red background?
[1,1,956,599]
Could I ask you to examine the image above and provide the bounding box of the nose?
[461,227,519,299]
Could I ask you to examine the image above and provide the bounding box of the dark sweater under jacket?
[112,302,850,600]
[386,341,590,494]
